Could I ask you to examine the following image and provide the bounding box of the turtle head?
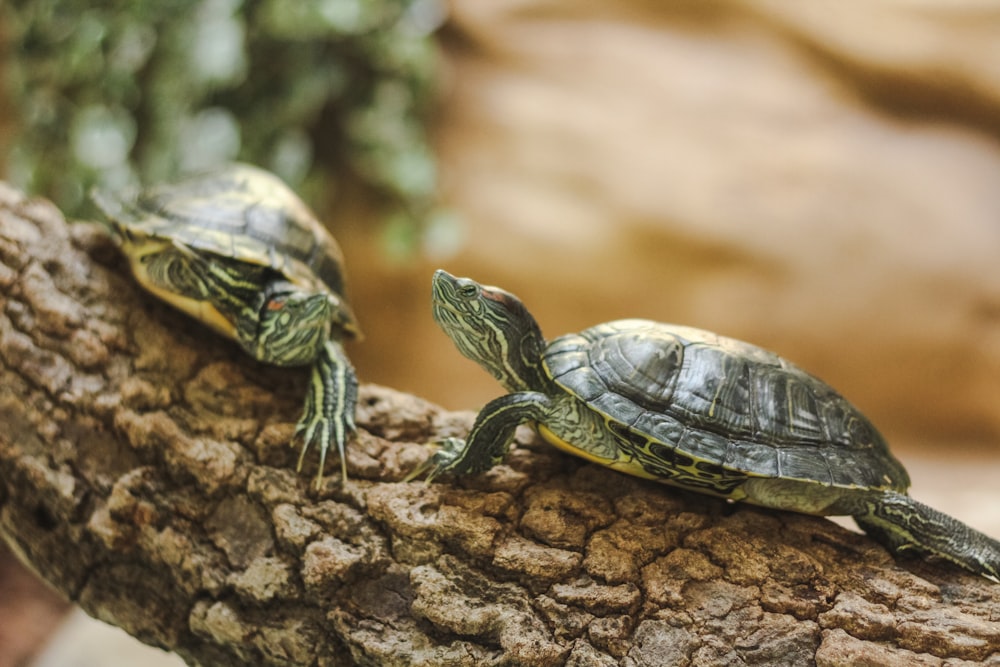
[432,270,548,393]
[255,285,333,366]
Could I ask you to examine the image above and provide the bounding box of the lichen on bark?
[1,183,999,666]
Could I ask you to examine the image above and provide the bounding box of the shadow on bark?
[1,182,998,666]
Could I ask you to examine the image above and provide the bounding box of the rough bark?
[1,182,998,667]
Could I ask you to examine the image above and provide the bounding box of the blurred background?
[3,0,1000,664]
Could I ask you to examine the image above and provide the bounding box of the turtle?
[92,163,360,486]
[410,269,1000,581]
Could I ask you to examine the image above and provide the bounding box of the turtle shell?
[94,163,350,305]
[542,319,910,492]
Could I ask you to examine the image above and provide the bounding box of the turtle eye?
[457,283,480,299]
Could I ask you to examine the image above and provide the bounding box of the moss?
[3,0,442,241]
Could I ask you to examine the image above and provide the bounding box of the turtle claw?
[404,437,466,484]
[295,340,357,488]
[401,457,436,484]
[295,414,350,489]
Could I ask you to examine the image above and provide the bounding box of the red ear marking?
[267,299,286,311]
[482,289,508,305]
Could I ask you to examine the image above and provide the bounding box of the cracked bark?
[1,181,998,667]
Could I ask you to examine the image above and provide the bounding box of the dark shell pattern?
[543,319,910,492]
[117,164,347,298]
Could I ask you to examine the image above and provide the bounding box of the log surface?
[1,183,998,666]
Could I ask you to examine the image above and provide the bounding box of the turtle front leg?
[853,491,1000,581]
[295,339,358,486]
[406,391,552,483]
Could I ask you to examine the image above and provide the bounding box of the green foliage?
[3,0,442,237]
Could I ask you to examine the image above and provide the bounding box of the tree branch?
[1,181,998,666]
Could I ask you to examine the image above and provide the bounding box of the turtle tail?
[853,490,1000,582]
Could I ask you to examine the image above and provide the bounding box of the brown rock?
[3,185,1000,664]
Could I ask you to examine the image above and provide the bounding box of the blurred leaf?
[2,0,445,252]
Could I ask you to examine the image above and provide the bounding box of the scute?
[724,440,779,478]
[589,328,683,410]
[544,319,909,491]
[102,163,348,297]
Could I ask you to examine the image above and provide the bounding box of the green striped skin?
[93,164,359,486]
[413,270,1000,581]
